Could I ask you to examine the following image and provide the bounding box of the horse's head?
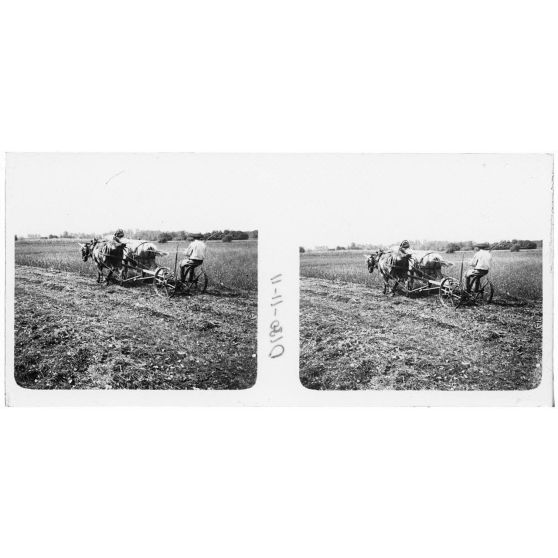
[79,241,94,262]
[366,251,381,273]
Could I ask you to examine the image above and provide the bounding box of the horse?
[79,239,126,284]
[409,251,453,280]
[406,251,453,290]
[366,249,414,296]
[367,249,454,295]
[119,238,169,272]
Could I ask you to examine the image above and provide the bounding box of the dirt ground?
[300,277,542,391]
[14,266,257,390]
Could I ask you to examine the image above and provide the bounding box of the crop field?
[15,239,258,292]
[300,249,543,391]
[14,239,257,390]
[301,249,542,301]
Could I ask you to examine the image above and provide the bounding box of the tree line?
[16,229,258,243]
[144,229,258,243]
[444,239,539,253]
[301,238,542,253]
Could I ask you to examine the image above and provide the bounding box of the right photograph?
[299,154,551,391]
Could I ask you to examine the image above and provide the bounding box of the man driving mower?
[465,242,491,293]
[179,233,207,283]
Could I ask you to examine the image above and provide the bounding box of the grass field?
[14,239,258,390]
[300,248,543,391]
[16,238,258,292]
[301,248,543,301]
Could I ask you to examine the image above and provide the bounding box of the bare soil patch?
[300,277,542,391]
[15,265,257,390]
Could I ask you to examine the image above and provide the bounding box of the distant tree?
[48,234,59,239]
[335,246,346,250]
[205,230,221,240]
[222,234,233,243]
[299,246,306,253]
[249,230,258,239]
[14,234,18,241]
[518,240,537,249]
[158,232,173,243]
[492,240,512,250]
[446,242,461,253]
[510,243,521,252]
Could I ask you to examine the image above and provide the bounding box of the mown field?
[301,249,543,300]
[300,249,543,391]
[14,239,258,390]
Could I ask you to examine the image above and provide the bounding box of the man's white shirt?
[471,249,491,270]
[185,240,207,260]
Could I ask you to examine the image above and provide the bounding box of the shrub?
[299,246,306,253]
[157,232,173,244]
[510,243,521,252]
[446,242,461,253]
[222,234,233,243]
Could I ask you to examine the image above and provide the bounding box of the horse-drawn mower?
[80,239,208,298]
[122,242,208,298]
[367,251,494,308]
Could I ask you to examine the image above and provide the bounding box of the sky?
[7,153,265,237]
[7,154,553,245]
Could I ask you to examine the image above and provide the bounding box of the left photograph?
[8,154,258,390]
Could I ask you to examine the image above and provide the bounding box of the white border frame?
[4,153,554,406]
